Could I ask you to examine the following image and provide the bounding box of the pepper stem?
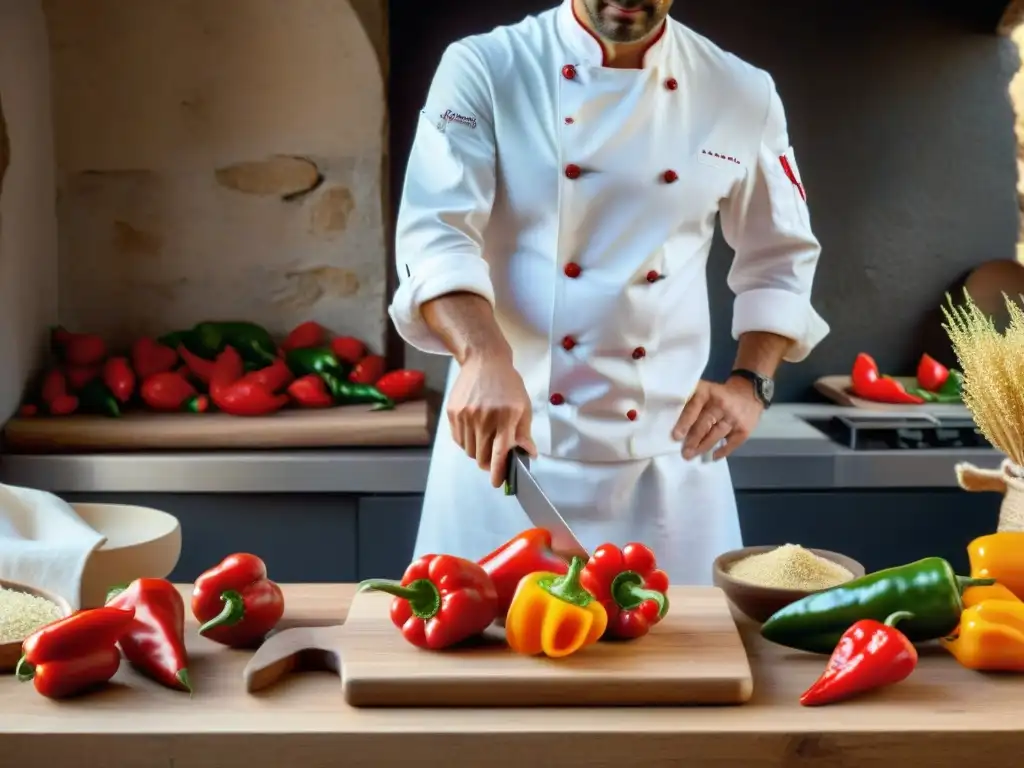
[884,611,915,627]
[357,578,441,620]
[957,576,996,593]
[177,668,193,696]
[611,571,669,618]
[539,556,593,608]
[15,656,34,682]
[105,583,129,603]
[197,589,246,636]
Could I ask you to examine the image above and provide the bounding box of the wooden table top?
[2,584,1023,768]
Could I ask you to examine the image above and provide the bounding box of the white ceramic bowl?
[73,503,182,608]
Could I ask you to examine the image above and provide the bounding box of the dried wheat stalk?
[941,290,1024,466]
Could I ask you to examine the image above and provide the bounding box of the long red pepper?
[107,578,192,693]
[209,347,288,416]
[478,528,568,615]
[141,371,208,412]
[850,353,924,405]
[178,345,216,384]
[192,553,285,648]
[580,542,670,640]
[799,611,918,706]
[359,554,499,650]
[102,356,136,404]
[131,336,179,379]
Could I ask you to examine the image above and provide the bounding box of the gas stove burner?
[808,414,991,451]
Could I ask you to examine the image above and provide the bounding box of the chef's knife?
[504,448,590,561]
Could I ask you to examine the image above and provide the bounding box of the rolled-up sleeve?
[388,42,498,355]
[719,73,829,363]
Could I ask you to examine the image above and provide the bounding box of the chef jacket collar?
[557,0,669,69]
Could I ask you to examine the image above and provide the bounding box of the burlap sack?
[956,460,1024,532]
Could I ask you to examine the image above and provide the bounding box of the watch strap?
[730,368,773,408]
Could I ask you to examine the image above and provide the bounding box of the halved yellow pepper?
[961,582,1021,609]
[505,556,607,658]
[967,532,1024,600]
[941,599,1024,671]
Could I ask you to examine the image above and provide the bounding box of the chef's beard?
[581,0,670,44]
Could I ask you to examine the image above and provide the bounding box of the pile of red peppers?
[18,320,426,419]
[849,352,963,406]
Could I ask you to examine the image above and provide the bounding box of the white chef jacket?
[390,0,828,466]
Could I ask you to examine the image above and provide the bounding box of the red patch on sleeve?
[779,155,806,201]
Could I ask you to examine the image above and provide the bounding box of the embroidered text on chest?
[442,110,477,129]
[701,149,740,165]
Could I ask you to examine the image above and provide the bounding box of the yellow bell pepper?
[505,556,607,658]
[962,582,1021,609]
[941,599,1024,671]
[967,532,1024,600]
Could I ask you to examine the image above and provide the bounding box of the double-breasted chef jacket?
[388,0,829,585]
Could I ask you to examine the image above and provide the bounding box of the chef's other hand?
[672,378,764,461]
[447,355,538,488]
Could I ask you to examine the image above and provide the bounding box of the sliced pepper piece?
[505,555,608,658]
[916,353,949,392]
[942,599,1024,671]
[850,353,924,405]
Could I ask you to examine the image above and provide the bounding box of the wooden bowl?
[0,580,72,673]
[73,503,182,608]
[712,545,866,624]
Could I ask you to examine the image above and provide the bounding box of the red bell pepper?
[330,336,366,365]
[850,353,924,405]
[141,371,208,412]
[131,337,178,379]
[359,554,499,650]
[51,326,107,367]
[107,578,192,693]
[287,373,334,408]
[49,394,79,416]
[16,606,135,699]
[241,357,294,393]
[799,611,918,706]
[349,354,387,385]
[209,346,288,416]
[579,542,670,639]
[66,364,100,390]
[375,369,426,403]
[177,345,216,384]
[915,353,949,392]
[192,553,285,648]
[102,356,136,404]
[478,528,569,615]
[281,321,328,352]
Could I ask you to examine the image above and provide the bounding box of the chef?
[388,0,829,584]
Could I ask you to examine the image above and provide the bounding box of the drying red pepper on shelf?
[16,606,135,699]
[359,554,499,650]
[799,611,918,707]
[178,344,216,385]
[141,371,208,412]
[40,369,67,406]
[192,553,285,648]
[349,354,387,385]
[287,374,334,408]
[580,542,670,640]
[107,578,192,693]
[209,346,288,416]
[102,356,136,404]
[18,404,38,417]
[50,326,107,367]
[915,354,949,392]
[849,353,924,405]
[375,369,426,403]
[131,336,178,380]
[281,320,328,352]
[478,528,568,615]
[330,336,366,365]
[241,357,293,393]
[66,364,99,390]
[49,394,78,416]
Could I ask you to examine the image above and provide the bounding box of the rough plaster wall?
[0,1,60,422]
[1008,22,1024,260]
[43,0,388,351]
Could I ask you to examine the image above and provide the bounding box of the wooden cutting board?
[814,375,966,414]
[333,587,752,707]
[2,400,432,452]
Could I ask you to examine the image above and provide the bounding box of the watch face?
[760,377,775,403]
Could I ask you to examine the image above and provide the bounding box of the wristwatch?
[729,369,774,409]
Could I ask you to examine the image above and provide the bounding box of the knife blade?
[504,448,589,561]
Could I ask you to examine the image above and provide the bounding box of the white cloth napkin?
[0,484,106,609]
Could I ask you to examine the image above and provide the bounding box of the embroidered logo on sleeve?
[701,149,740,165]
[441,109,477,129]
[779,154,806,201]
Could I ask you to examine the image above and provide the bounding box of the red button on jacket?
[564,262,582,278]
[632,347,646,360]
[550,393,565,406]
[646,270,661,283]
[663,169,678,184]
[626,409,638,421]
[562,64,577,80]
[561,336,577,351]
[665,77,678,90]
[564,163,581,179]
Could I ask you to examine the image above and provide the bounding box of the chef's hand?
[672,378,764,461]
[447,355,538,488]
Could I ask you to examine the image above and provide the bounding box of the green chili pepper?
[936,369,963,401]
[326,379,394,411]
[78,379,121,418]
[158,329,207,358]
[285,347,351,380]
[192,321,277,366]
[759,556,994,654]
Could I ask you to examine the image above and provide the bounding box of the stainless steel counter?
[0,404,1003,493]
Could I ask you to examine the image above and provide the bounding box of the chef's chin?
[594,1,659,43]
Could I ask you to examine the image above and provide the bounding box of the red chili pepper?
[178,345,216,384]
[131,337,178,380]
[579,542,670,640]
[16,606,135,699]
[50,326,107,367]
[241,357,294,393]
[799,611,918,707]
[287,374,334,408]
[210,345,244,387]
[141,371,208,413]
[66,364,100,390]
[850,353,924,405]
[40,369,67,405]
[106,578,192,693]
[916,353,949,392]
[281,321,328,352]
[349,354,387,385]
[102,356,136,404]
[18,404,38,417]
[192,553,285,648]
[375,369,426,403]
[48,394,79,416]
[330,336,366,365]
[359,554,499,650]
[478,528,569,615]
[208,347,287,416]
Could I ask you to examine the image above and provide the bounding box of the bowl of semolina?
[713,544,865,624]
[0,580,72,673]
